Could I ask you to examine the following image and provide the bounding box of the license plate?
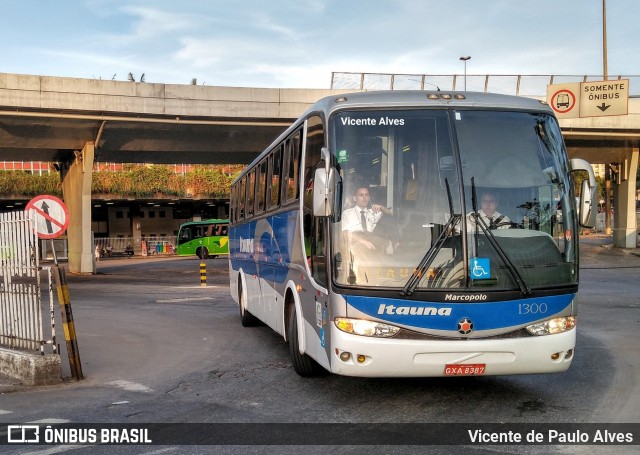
[443,364,486,376]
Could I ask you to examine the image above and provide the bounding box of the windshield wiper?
[470,179,532,296]
[400,214,461,296]
[401,178,460,296]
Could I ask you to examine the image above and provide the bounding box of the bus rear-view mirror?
[579,179,597,228]
[313,167,336,217]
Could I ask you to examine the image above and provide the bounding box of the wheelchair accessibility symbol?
[470,258,491,279]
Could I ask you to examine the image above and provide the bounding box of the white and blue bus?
[229,91,596,377]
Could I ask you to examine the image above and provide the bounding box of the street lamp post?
[459,56,471,91]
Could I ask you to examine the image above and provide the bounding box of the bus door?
[301,116,330,363]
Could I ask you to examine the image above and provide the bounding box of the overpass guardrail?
[330,73,640,97]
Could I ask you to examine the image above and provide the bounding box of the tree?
[127,72,146,83]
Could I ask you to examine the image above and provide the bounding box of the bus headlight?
[334,318,400,337]
[525,316,576,336]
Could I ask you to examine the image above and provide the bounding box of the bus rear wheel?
[196,247,209,259]
[287,304,326,377]
[238,281,259,327]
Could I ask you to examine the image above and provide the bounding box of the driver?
[342,186,394,251]
[467,191,511,231]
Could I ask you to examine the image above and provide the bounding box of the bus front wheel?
[287,303,325,377]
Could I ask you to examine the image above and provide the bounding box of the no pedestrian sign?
[25,195,70,239]
[547,80,629,119]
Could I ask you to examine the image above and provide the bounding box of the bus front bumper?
[329,326,576,377]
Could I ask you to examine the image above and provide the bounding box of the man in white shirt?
[342,186,393,251]
[467,191,511,231]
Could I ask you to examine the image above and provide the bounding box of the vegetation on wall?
[92,165,183,197]
[0,171,62,196]
[0,165,242,199]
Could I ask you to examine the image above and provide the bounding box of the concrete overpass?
[0,72,638,273]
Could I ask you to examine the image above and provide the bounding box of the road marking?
[19,445,89,455]
[0,409,12,415]
[156,297,215,303]
[175,285,219,289]
[140,448,179,454]
[103,380,153,393]
[11,420,82,455]
[28,418,71,424]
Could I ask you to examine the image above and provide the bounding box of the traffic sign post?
[25,194,83,380]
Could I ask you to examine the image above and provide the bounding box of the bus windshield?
[330,109,577,291]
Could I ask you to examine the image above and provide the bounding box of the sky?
[1,0,638,89]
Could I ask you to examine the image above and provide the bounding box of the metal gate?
[0,210,56,353]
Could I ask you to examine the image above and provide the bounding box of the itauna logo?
[239,237,254,253]
[377,304,452,316]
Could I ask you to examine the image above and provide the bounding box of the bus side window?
[179,227,191,244]
[257,160,267,213]
[238,177,246,220]
[220,225,228,236]
[246,170,256,218]
[229,185,235,223]
[269,146,283,209]
[285,131,302,202]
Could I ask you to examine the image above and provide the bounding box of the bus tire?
[287,303,325,377]
[196,247,209,259]
[238,281,259,327]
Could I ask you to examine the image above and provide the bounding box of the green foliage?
[92,165,238,198]
[0,171,61,196]
[184,167,236,198]
[0,165,242,199]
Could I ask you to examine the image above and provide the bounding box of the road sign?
[25,195,69,239]
[579,79,629,117]
[547,83,580,119]
[547,79,629,119]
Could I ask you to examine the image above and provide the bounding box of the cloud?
[2,0,638,87]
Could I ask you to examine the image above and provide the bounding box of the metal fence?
[95,236,177,257]
[330,72,640,97]
[0,210,56,353]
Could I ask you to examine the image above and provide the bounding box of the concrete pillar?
[61,142,95,273]
[131,213,142,255]
[612,147,639,248]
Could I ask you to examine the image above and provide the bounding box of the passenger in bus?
[467,191,511,231]
[342,186,397,252]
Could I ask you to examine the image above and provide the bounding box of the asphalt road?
[0,236,639,454]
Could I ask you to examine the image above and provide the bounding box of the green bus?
[176,219,229,259]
